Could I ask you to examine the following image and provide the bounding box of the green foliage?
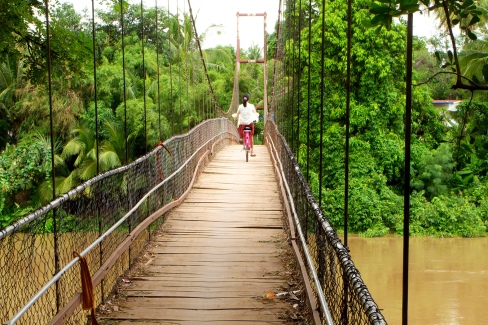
[0,138,53,225]
[451,101,488,178]
[413,37,460,99]
[1,0,486,240]
[287,0,487,238]
[410,191,486,237]
[323,176,403,236]
[412,143,455,199]
[0,0,42,55]
[365,0,482,39]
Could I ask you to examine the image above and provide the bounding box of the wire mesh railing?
[0,118,238,325]
[265,120,386,325]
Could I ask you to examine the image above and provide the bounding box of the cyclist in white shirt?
[235,94,259,157]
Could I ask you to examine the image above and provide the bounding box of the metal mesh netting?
[0,118,239,325]
[265,121,386,325]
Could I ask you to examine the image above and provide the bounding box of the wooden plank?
[151,246,285,254]
[161,229,284,235]
[121,277,287,285]
[122,290,283,299]
[151,237,285,243]
[104,308,286,322]
[138,271,284,280]
[113,321,284,325]
[117,297,289,310]
[123,283,285,295]
[150,254,281,267]
[144,263,285,273]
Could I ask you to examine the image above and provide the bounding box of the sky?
[65,0,439,51]
[180,0,280,50]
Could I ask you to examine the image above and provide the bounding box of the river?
[347,236,488,324]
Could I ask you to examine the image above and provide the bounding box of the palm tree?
[56,121,127,195]
[459,28,488,85]
[428,0,488,35]
[0,54,31,143]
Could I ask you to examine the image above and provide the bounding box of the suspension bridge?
[0,0,434,323]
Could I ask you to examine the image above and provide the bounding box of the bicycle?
[243,125,252,162]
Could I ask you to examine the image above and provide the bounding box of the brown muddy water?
[347,236,488,325]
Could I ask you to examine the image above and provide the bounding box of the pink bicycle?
[243,126,252,162]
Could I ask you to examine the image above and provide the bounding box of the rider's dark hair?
[243,94,249,107]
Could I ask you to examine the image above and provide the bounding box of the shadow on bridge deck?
[100,144,305,324]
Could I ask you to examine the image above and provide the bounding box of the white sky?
[65,0,438,50]
[180,0,279,50]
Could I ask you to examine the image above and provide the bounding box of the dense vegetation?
[1,0,487,237]
[285,0,488,237]
[0,1,262,226]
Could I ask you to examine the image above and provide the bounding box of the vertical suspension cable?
[290,0,296,153]
[44,0,60,312]
[286,0,292,142]
[344,0,352,253]
[281,1,288,137]
[177,1,182,133]
[186,55,190,130]
[156,0,161,140]
[198,61,201,123]
[192,53,196,127]
[342,0,353,322]
[184,0,190,131]
[120,0,130,268]
[317,0,328,307]
[273,0,283,132]
[280,1,285,134]
[403,12,413,325]
[91,1,99,175]
[91,0,104,303]
[120,0,128,163]
[270,0,283,122]
[186,0,222,119]
[306,0,311,182]
[168,0,174,135]
[141,0,147,152]
[318,0,326,205]
[297,0,302,160]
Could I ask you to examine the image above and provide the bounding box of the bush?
[411,192,486,237]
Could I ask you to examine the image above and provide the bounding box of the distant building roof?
[432,100,463,104]
[432,100,462,111]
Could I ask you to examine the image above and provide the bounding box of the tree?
[56,121,127,195]
[0,54,29,148]
[0,136,54,225]
[413,36,459,99]
[366,0,488,92]
[0,0,43,56]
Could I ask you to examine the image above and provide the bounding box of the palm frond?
[61,139,83,160]
[55,173,78,196]
[37,179,53,203]
[78,158,98,181]
[99,151,121,172]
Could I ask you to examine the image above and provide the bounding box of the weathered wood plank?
[143,263,285,274]
[117,297,288,310]
[113,321,284,325]
[105,308,286,322]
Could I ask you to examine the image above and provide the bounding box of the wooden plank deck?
[100,144,302,324]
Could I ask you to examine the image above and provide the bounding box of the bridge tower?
[236,12,268,125]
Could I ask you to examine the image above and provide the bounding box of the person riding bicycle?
[234,94,259,157]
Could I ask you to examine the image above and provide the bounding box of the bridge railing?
[265,120,386,325]
[0,118,238,325]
